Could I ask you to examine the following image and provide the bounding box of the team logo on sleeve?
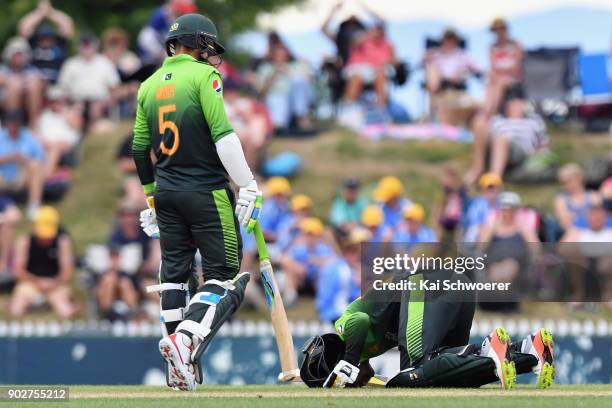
[212,79,222,94]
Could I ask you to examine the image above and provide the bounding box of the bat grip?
[253,222,269,261]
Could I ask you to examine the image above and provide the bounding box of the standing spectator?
[260,177,292,241]
[554,164,600,232]
[37,86,82,176]
[463,173,503,243]
[137,0,197,65]
[316,227,367,322]
[343,23,398,109]
[9,206,76,319]
[393,204,438,253]
[482,18,524,117]
[329,177,368,232]
[255,41,314,133]
[374,176,411,229]
[0,111,45,219]
[58,33,120,131]
[17,0,74,84]
[425,29,481,126]
[281,217,334,306]
[95,203,160,320]
[467,95,548,182]
[0,196,21,277]
[0,37,45,127]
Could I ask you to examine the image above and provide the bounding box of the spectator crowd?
[0,0,610,322]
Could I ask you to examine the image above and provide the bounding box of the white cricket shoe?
[159,332,196,391]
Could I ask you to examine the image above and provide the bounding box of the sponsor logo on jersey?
[212,79,222,94]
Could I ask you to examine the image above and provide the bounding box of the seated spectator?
[433,165,470,242]
[254,41,313,133]
[0,111,45,219]
[37,86,82,176]
[393,204,438,253]
[102,28,141,80]
[321,2,370,67]
[343,23,398,109]
[477,192,540,311]
[425,29,481,126]
[260,177,292,241]
[96,202,160,320]
[280,217,334,305]
[316,227,367,322]
[600,177,612,225]
[0,37,44,127]
[18,0,74,84]
[9,206,77,319]
[482,18,524,117]
[467,95,549,182]
[329,177,368,233]
[137,0,197,65]
[0,195,22,276]
[277,194,313,250]
[560,201,612,304]
[374,176,411,229]
[463,173,503,243]
[554,163,600,233]
[361,204,390,242]
[58,33,120,131]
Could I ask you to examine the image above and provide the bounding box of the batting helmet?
[299,333,345,388]
[165,13,225,57]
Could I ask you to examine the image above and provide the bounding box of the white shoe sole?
[159,337,196,391]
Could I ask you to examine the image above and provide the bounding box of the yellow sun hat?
[403,203,425,222]
[34,206,60,239]
[361,205,384,227]
[291,194,313,211]
[300,217,324,235]
[478,173,503,189]
[374,176,404,201]
[266,177,291,196]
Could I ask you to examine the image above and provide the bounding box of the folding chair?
[577,53,612,132]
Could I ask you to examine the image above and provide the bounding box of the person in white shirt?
[57,32,119,128]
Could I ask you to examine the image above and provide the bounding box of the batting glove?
[323,360,359,388]
[235,180,262,232]
[140,196,160,239]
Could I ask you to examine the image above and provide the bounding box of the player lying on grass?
[300,269,555,390]
[132,13,261,391]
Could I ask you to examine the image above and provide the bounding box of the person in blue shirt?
[277,193,313,250]
[259,177,292,242]
[463,173,503,243]
[280,217,334,306]
[316,228,368,322]
[0,111,45,219]
[329,178,368,232]
[393,203,438,254]
[374,176,412,230]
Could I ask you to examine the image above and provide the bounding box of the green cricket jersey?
[334,294,400,363]
[132,54,233,194]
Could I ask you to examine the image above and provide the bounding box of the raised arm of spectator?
[359,1,386,25]
[321,1,343,41]
[19,0,75,39]
[57,234,75,284]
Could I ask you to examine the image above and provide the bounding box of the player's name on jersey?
[371,279,511,292]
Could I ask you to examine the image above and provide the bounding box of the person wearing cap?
[482,17,524,117]
[9,206,76,319]
[96,202,160,321]
[0,110,45,219]
[467,89,549,183]
[374,176,412,230]
[137,0,198,65]
[37,85,83,175]
[277,193,314,250]
[259,177,292,241]
[330,178,368,232]
[463,173,503,243]
[281,217,334,305]
[477,192,540,311]
[57,32,120,128]
[18,0,75,83]
[360,204,392,242]
[424,28,481,126]
[0,36,44,127]
[393,204,438,253]
[316,227,368,322]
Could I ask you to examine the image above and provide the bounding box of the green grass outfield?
[7,385,612,408]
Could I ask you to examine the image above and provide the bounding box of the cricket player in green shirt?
[300,270,555,390]
[132,13,261,391]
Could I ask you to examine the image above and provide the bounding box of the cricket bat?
[251,217,300,382]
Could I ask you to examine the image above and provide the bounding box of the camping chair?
[577,53,612,132]
[523,47,580,121]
